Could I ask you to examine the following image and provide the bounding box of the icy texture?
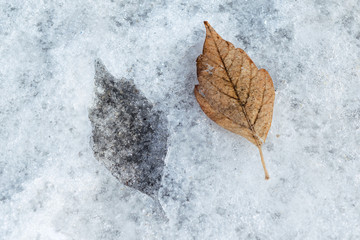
[1,0,360,239]
[89,59,167,199]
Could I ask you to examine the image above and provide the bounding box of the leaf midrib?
[208,26,262,146]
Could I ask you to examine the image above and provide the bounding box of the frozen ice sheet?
[1,0,360,239]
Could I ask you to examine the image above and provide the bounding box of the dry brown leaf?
[194,21,275,180]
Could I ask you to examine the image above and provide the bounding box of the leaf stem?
[257,146,269,180]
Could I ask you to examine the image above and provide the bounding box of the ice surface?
[1,0,360,239]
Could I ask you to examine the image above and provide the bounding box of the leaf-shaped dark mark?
[89,59,168,203]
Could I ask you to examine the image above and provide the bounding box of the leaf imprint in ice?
[89,59,168,200]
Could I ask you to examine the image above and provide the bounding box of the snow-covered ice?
[1,0,360,239]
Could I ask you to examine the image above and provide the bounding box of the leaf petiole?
[258,146,270,180]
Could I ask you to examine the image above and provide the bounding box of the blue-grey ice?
[1,0,360,239]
